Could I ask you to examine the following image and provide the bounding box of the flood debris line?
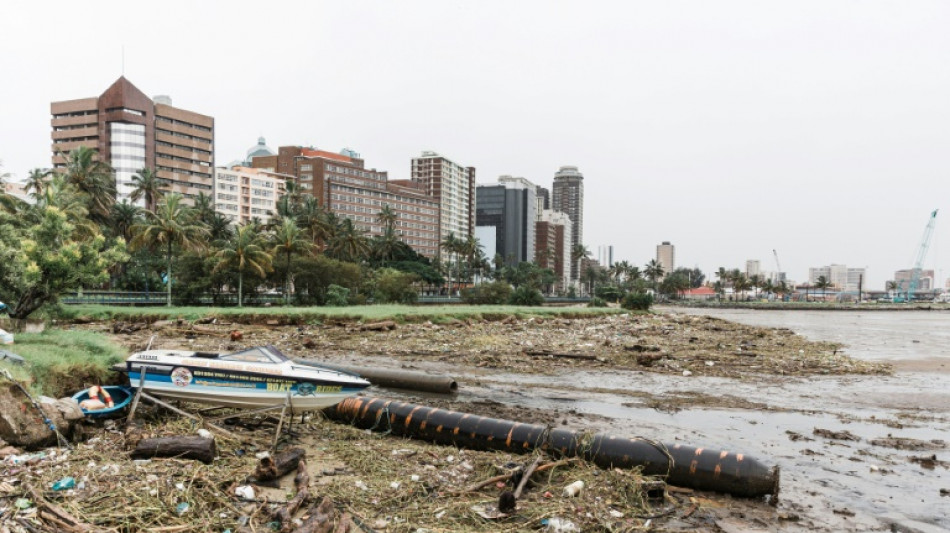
[102,312,891,379]
[325,397,780,499]
[295,359,459,394]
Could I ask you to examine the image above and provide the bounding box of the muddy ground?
[56,311,945,532]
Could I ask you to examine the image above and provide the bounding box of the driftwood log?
[130,436,216,464]
[524,349,597,361]
[358,320,396,332]
[292,496,347,533]
[255,447,306,481]
[275,460,310,530]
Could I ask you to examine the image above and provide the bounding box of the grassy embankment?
[56,304,624,324]
[1,329,126,397]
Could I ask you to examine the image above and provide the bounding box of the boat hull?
[127,366,367,411]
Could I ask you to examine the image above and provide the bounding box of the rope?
[629,436,675,477]
[0,368,72,449]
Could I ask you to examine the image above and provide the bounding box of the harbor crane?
[899,209,938,302]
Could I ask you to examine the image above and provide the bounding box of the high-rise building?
[746,260,761,278]
[537,210,572,291]
[657,241,675,275]
[808,264,866,292]
[536,186,550,212]
[476,176,537,266]
[214,166,290,225]
[597,245,614,268]
[552,166,584,279]
[50,77,214,206]
[254,146,441,257]
[410,151,476,245]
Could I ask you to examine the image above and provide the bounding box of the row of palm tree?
[714,267,794,301]
[439,232,486,294]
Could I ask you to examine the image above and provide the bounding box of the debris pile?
[100,312,891,379]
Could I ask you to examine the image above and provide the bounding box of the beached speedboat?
[124,345,370,410]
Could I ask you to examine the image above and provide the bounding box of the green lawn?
[1,329,125,398]
[57,304,624,324]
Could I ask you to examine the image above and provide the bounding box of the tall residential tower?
[552,166,584,280]
[50,77,214,206]
[411,151,476,245]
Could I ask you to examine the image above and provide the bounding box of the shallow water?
[667,307,950,362]
[377,308,950,530]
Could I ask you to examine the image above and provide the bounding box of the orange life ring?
[88,386,114,408]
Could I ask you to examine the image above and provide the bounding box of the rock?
[0,385,81,449]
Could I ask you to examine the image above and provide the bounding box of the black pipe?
[325,397,779,499]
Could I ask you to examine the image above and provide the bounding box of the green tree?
[129,167,163,212]
[130,193,209,306]
[0,204,127,321]
[815,275,832,299]
[298,196,331,248]
[571,244,590,282]
[110,200,142,243]
[192,191,216,224]
[644,259,665,294]
[732,272,750,301]
[60,146,115,223]
[271,216,311,304]
[327,218,369,263]
[214,223,273,307]
[440,232,463,294]
[715,267,729,301]
[23,168,51,199]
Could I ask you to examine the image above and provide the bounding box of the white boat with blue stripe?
[125,345,370,410]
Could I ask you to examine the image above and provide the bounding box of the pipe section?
[325,397,779,499]
[295,360,458,394]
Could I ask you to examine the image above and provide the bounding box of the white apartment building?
[746,260,761,278]
[214,166,289,225]
[540,209,573,290]
[808,264,866,292]
[410,151,475,242]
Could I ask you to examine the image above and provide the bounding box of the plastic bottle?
[562,480,584,497]
[52,477,76,491]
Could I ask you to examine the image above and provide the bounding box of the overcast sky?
[2,1,949,289]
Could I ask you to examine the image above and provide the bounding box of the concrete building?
[214,166,290,225]
[746,260,761,278]
[410,151,475,245]
[808,264,866,292]
[537,210,572,291]
[254,146,440,257]
[476,176,537,266]
[893,269,934,292]
[50,77,214,206]
[597,245,614,268]
[656,241,675,276]
[552,166,584,279]
[536,186,550,212]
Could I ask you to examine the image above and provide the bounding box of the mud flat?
[57,310,944,531]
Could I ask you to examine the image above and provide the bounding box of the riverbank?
[0,309,944,531]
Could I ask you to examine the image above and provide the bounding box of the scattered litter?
[0,329,13,345]
[176,502,190,515]
[234,485,255,500]
[563,480,584,497]
[542,517,580,532]
[51,476,75,491]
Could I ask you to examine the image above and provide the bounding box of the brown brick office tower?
[51,77,214,206]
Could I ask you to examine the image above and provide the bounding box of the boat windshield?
[218,346,288,364]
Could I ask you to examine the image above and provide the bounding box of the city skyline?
[2,1,949,289]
